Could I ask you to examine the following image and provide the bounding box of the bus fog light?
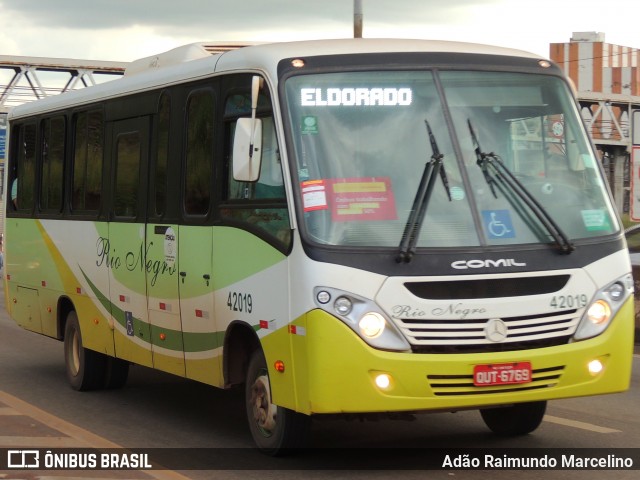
[374,373,392,390]
[588,359,603,375]
[359,312,385,338]
[334,296,353,316]
[586,300,610,325]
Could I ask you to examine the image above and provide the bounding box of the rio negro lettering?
[431,303,487,319]
[95,237,176,286]
[391,303,487,320]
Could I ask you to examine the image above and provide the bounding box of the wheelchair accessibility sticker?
[482,210,515,239]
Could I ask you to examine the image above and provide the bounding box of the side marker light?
[274,360,285,373]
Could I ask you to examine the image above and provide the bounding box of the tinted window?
[14,123,37,211]
[184,90,214,215]
[114,132,140,217]
[72,110,103,211]
[40,116,65,212]
[155,93,170,216]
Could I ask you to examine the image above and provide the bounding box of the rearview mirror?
[233,117,262,182]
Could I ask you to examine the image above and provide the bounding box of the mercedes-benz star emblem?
[485,318,508,342]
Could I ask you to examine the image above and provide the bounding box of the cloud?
[0,0,636,63]
[0,0,489,33]
[0,0,503,60]
[1,0,349,30]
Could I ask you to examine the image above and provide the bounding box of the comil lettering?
[300,87,413,107]
[451,258,527,270]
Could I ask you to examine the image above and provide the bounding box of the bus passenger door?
[108,117,153,368]
[145,222,185,376]
[145,92,185,376]
[178,226,217,384]
[177,87,219,385]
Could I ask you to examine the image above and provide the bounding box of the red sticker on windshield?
[330,177,397,222]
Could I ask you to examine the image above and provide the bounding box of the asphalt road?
[0,285,638,480]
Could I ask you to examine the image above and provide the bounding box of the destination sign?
[300,87,413,107]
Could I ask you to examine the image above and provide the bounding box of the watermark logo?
[7,449,40,468]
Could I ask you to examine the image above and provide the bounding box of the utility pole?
[354,0,363,38]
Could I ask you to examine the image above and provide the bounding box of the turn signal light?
[586,300,611,325]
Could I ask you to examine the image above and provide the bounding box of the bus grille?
[393,309,579,353]
[427,366,565,396]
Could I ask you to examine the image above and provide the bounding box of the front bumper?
[283,297,634,415]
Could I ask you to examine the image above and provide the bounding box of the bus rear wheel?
[245,349,311,455]
[104,357,129,389]
[63,311,106,391]
[480,401,547,436]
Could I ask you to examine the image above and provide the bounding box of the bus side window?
[222,87,290,247]
[114,132,141,217]
[40,116,65,213]
[184,89,214,216]
[13,123,37,212]
[154,92,170,217]
[255,118,284,198]
[72,110,103,212]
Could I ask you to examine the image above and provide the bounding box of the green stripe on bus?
[79,268,244,353]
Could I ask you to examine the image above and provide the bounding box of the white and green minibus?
[4,39,634,454]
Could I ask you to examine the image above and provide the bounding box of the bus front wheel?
[480,401,547,436]
[63,311,106,391]
[245,349,311,455]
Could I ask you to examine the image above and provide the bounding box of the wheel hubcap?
[70,331,80,376]
[250,374,277,435]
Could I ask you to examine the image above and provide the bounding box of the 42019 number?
[549,294,588,309]
[227,292,253,313]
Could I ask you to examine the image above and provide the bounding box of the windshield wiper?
[397,120,452,263]
[467,119,574,254]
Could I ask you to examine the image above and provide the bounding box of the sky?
[0,0,638,62]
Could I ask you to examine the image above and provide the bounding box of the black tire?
[480,401,547,436]
[63,311,106,391]
[103,357,129,389]
[245,349,311,455]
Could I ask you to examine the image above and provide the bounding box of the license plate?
[473,362,532,386]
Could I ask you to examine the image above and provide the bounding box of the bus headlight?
[359,312,385,338]
[573,275,633,341]
[313,287,410,352]
[586,300,610,325]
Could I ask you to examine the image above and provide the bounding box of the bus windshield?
[284,70,619,249]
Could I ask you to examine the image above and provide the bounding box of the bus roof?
[8,38,545,120]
